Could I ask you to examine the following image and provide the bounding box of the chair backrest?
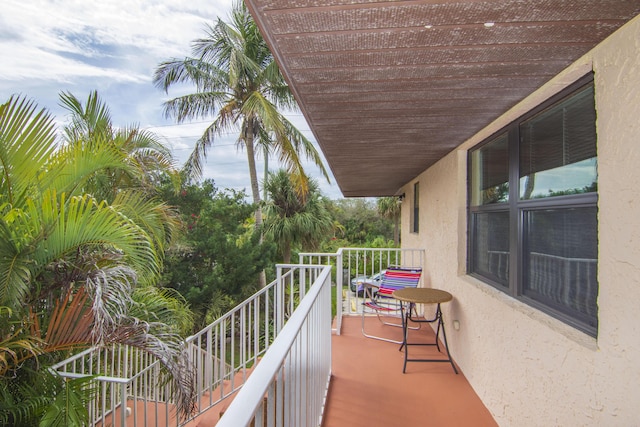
[377,267,422,297]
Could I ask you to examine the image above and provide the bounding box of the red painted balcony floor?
[323,315,497,426]
[183,314,497,426]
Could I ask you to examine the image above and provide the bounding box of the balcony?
[53,248,497,426]
[322,316,496,426]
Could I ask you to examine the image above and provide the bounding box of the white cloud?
[1,0,229,85]
[0,0,342,200]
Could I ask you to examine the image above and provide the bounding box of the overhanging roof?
[245,0,640,197]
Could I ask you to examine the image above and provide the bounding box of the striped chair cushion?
[376,267,422,297]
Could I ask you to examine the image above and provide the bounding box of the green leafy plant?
[39,375,97,427]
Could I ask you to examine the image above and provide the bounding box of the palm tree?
[58,91,181,266]
[59,90,180,202]
[377,196,402,246]
[153,1,329,233]
[263,169,333,263]
[0,94,195,425]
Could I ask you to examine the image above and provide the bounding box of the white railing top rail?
[215,264,332,427]
[50,346,93,366]
[50,247,422,427]
[300,248,426,335]
[50,345,162,384]
[185,267,294,344]
[530,252,596,263]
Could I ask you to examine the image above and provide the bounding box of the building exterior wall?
[401,15,640,426]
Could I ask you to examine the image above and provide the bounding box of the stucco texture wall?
[401,15,640,427]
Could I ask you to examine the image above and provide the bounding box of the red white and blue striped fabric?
[364,267,422,311]
[376,267,422,296]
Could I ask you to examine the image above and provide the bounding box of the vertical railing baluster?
[51,249,422,427]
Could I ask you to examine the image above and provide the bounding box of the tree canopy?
[153,1,329,228]
[263,169,334,263]
[0,93,195,425]
[159,179,274,330]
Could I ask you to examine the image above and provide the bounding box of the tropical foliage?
[159,179,274,330]
[263,169,333,263]
[323,198,396,249]
[0,93,194,425]
[377,196,402,246]
[153,0,329,231]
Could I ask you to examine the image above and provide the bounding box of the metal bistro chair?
[361,266,422,344]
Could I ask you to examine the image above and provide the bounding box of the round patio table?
[392,287,458,374]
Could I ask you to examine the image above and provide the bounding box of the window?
[412,182,419,233]
[468,74,598,336]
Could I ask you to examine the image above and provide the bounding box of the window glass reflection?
[519,85,597,199]
[472,211,509,287]
[470,133,509,206]
[523,207,598,328]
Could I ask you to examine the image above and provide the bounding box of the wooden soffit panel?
[245,0,640,197]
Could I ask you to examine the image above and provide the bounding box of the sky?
[0,0,342,199]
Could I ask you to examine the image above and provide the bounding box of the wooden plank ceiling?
[245,0,640,197]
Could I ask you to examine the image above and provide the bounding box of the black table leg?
[400,302,458,374]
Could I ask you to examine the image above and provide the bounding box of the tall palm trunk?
[393,216,400,246]
[282,240,292,264]
[154,2,331,288]
[245,135,262,226]
[245,128,267,287]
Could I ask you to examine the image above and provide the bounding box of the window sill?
[460,275,598,351]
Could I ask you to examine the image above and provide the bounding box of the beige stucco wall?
[401,15,640,427]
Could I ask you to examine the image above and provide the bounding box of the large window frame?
[467,74,598,336]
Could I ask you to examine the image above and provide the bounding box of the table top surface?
[393,287,453,304]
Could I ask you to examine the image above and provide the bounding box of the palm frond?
[182,112,238,179]
[33,287,93,355]
[261,61,297,109]
[0,95,57,207]
[59,90,112,145]
[83,265,136,344]
[193,20,235,71]
[31,191,159,281]
[154,57,230,94]
[162,91,228,123]
[241,92,332,196]
[0,205,35,309]
[130,286,194,336]
[44,134,131,197]
[154,58,217,91]
[280,117,330,180]
[112,191,180,258]
[102,319,196,418]
[39,375,97,427]
[118,126,175,171]
[0,330,43,377]
[0,376,51,426]
[263,169,332,260]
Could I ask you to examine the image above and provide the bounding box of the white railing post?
[336,249,344,335]
[276,265,285,334]
[120,381,127,427]
[216,265,332,427]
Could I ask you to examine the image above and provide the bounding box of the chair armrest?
[360,281,379,290]
[359,282,380,300]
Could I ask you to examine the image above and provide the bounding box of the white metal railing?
[216,264,332,427]
[52,264,323,427]
[299,248,425,335]
[51,344,176,427]
[182,263,328,424]
[484,250,597,314]
[51,248,420,426]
